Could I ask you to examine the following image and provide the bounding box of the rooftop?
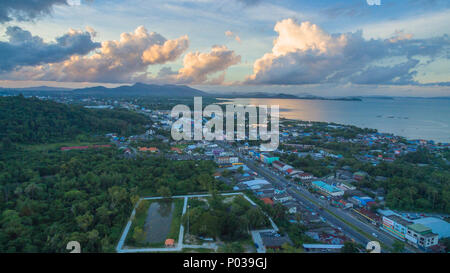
[413,217,450,238]
[312,181,342,193]
[407,223,432,234]
[387,215,413,227]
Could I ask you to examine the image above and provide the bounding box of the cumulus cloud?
[0,0,68,23]
[246,18,450,85]
[174,45,241,84]
[3,26,189,83]
[0,26,100,72]
[142,35,189,64]
[225,30,241,43]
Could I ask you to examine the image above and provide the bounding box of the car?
[372,232,378,238]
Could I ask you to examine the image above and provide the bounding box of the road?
[226,145,419,253]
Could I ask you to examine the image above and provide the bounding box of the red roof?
[260,198,274,205]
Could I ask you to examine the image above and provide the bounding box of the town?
[48,94,449,253]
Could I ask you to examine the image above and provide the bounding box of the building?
[260,153,279,164]
[273,193,293,203]
[260,197,274,206]
[350,196,375,207]
[303,244,344,253]
[139,147,159,152]
[234,179,271,191]
[216,156,239,165]
[353,171,368,181]
[165,238,175,247]
[413,217,450,239]
[406,223,439,249]
[295,173,313,181]
[272,161,286,172]
[170,147,182,154]
[382,215,413,241]
[311,181,344,197]
[260,232,292,250]
[284,201,298,214]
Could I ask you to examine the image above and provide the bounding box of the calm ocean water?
[219,98,450,144]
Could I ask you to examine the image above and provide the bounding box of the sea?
[218,97,450,144]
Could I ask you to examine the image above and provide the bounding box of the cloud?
[0,0,68,23]
[158,45,241,85]
[3,26,189,83]
[245,18,449,85]
[176,45,241,84]
[142,35,189,64]
[225,30,241,43]
[0,26,100,72]
[236,0,262,7]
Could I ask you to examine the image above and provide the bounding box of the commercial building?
[260,153,279,164]
[412,217,450,239]
[406,223,439,249]
[311,181,344,197]
[382,215,412,240]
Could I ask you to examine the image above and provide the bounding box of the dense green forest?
[0,95,149,144]
[0,148,224,252]
[336,154,450,213]
[182,194,270,241]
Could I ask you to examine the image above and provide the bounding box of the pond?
[143,200,174,244]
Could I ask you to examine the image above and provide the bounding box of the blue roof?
[413,217,450,238]
[312,181,341,193]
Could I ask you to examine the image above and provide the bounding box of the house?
[284,201,299,214]
[260,232,292,250]
[165,238,175,247]
[139,147,159,153]
[295,173,313,181]
[260,197,274,206]
[171,147,182,154]
[273,193,293,203]
[336,169,353,180]
[272,161,286,172]
[353,171,368,181]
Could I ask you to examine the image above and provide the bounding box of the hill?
[72,83,208,97]
[0,95,148,144]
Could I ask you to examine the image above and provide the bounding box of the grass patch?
[21,141,109,152]
[167,198,184,242]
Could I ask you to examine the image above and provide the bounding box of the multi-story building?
[382,215,412,240]
[406,223,439,249]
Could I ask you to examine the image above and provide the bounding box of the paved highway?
[240,152,424,253]
[219,141,419,253]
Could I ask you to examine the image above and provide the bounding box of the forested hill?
[0,95,148,144]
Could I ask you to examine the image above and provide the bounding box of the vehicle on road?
[372,232,378,238]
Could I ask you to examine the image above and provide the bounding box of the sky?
[0,0,449,96]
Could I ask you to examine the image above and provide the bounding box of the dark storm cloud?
[0,0,68,23]
[0,26,100,72]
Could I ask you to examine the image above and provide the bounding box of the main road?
[225,144,418,253]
